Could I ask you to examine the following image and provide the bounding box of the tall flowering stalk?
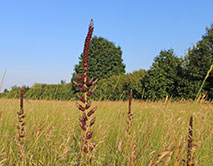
[73,19,98,165]
[17,88,26,161]
[187,116,194,166]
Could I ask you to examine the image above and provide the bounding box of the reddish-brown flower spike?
[89,117,96,127]
[82,19,94,76]
[128,89,133,115]
[86,131,93,140]
[76,102,85,111]
[20,88,23,110]
[87,106,98,117]
[87,84,97,97]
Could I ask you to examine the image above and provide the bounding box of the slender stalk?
[195,64,213,100]
[0,69,7,92]
[74,19,98,166]
[187,116,193,166]
[17,88,26,164]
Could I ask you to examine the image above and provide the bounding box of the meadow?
[0,99,212,165]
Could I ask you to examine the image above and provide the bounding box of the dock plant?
[73,19,98,165]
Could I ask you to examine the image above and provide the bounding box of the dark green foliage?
[0,83,75,100]
[177,24,213,99]
[94,69,147,100]
[73,36,126,81]
[24,83,75,100]
[143,49,181,100]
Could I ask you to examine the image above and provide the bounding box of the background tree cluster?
[1,25,212,101]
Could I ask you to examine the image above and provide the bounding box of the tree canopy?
[73,36,126,81]
[143,49,181,100]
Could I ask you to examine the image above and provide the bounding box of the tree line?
[1,24,212,101]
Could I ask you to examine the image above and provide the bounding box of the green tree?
[143,49,181,100]
[93,69,146,100]
[177,24,213,99]
[73,36,126,81]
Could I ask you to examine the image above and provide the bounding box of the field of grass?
[0,99,212,165]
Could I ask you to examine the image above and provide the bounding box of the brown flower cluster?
[73,19,98,165]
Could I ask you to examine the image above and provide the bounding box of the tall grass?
[0,99,212,165]
[196,64,213,101]
[0,69,7,92]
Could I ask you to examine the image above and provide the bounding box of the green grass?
[0,99,212,165]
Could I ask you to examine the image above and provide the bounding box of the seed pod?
[87,85,97,97]
[89,142,96,152]
[73,81,84,87]
[85,101,91,109]
[79,123,86,131]
[86,131,93,140]
[82,112,88,122]
[76,102,85,111]
[83,146,88,153]
[17,111,22,116]
[19,134,25,138]
[89,117,96,127]
[77,93,85,103]
[86,78,94,87]
[87,106,98,117]
[80,86,87,92]
[79,117,86,126]
[75,74,84,81]
[20,115,25,119]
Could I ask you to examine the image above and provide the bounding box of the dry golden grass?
[0,99,212,165]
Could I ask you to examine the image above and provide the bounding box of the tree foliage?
[177,24,213,99]
[143,49,181,100]
[73,36,126,81]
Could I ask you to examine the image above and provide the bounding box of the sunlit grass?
[0,99,212,165]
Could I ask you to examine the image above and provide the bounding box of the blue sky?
[0,0,213,91]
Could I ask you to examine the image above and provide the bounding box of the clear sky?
[0,0,213,91]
